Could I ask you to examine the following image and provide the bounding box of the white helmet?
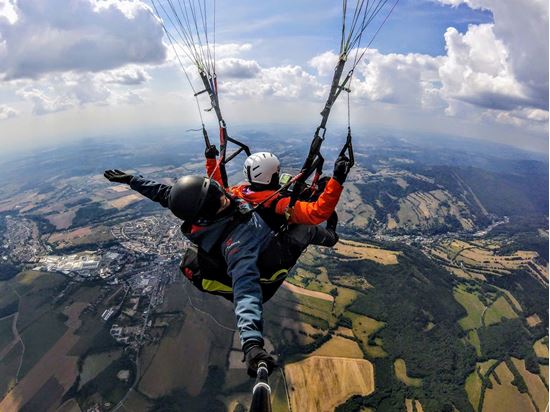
[243,152,280,185]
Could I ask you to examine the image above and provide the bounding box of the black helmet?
[169,175,227,222]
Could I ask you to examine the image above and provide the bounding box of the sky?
[0,0,548,154]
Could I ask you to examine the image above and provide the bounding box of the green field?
[345,311,387,357]
[483,296,518,326]
[79,349,122,389]
[0,316,15,351]
[394,358,422,387]
[333,287,358,316]
[466,330,481,356]
[464,371,482,411]
[0,343,22,398]
[0,281,19,318]
[453,287,485,330]
[19,311,68,377]
[14,272,67,330]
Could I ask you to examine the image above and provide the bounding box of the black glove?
[333,155,351,184]
[327,211,338,232]
[205,145,219,159]
[104,169,133,184]
[243,341,276,377]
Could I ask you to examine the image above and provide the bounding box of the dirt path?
[0,313,22,362]
[0,303,87,412]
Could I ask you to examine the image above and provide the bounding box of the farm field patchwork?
[285,356,374,412]
[482,361,536,412]
[311,335,364,359]
[453,287,485,330]
[333,239,400,265]
[511,358,548,411]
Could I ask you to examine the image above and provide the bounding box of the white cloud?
[0,104,17,119]
[0,0,165,80]
[217,58,261,79]
[439,24,529,111]
[15,71,148,115]
[0,0,18,24]
[101,66,151,85]
[352,50,443,107]
[221,64,323,100]
[17,87,75,115]
[309,51,339,76]
[438,0,548,110]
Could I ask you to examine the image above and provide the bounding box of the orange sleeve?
[274,178,343,225]
[205,158,225,188]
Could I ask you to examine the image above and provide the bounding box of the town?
[2,212,188,353]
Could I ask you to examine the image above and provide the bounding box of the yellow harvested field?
[483,362,535,412]
[526,314,542,327]
[387,216,398,230]
[405,399,414,412]
[109,194,142,209]
[533,338,548,358]
[540,365,549,386]
[110,185,131,192]
[430,238,542,279]
[48,226,93,243]
[311,336,364,359]
[333,239,400,265]
[394,358,422,387]
[282,281,334,302]
[415,400,424,412]
[285,356,374,412]
[479,359,499,376]
[466,359,500,410]
[335,327,355,338]
[46,210,76,230]
[511,358,548,411]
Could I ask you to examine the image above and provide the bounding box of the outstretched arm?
[104,170,172,208]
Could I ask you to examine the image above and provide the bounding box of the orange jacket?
[206,158,343,225]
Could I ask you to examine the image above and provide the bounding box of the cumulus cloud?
[0,0,166,80]
[439,24,530,111]
[304,0,547,132]
[101,66,151,85]
[309,49,444,108]
[0,104,18,120]
[14,71,147,115]
[221,64,323,100]
[309,51,339,76]
[217,58,261,79]
[438,0,549,110]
